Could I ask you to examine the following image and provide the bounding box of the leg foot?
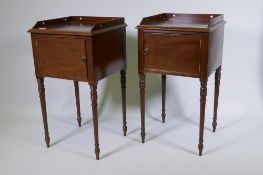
[139,74,146,143]
[141,128,145,143]
[198,143,204,156]
[45,136,50,148]
[95,148,100,160]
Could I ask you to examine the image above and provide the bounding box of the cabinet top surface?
[28,16,127,36]
[137,13,225,32]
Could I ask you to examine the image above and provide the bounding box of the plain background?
[1,0,263,175]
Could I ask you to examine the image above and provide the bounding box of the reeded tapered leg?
[161,74,166,123]
[89,83,100,160]
[74,81,82,127]
[37,77,50,148]
[139,74,146,143]
[212,67,221,132]
[198,79,207,156]
[120,69,127,136]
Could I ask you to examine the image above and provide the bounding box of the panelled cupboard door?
[143,33,201,77]
[34,35,88,80]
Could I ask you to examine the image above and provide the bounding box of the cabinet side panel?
[208,24,225,76]
[92,28,126,81]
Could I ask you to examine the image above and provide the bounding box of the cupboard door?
[34,35,88,80]
[144,33,201,77]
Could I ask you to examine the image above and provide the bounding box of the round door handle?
[81,56,87,63]
[143,48,149,55]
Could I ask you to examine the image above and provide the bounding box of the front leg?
[198,79,207,156]
[120,69,127,136]
[139,73,146,143]
[37,77,50,148]
[89,83,100,160]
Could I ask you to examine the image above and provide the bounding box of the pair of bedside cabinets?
[28,13,226,160]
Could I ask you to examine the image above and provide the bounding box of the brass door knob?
[81,56,87,63]
[143,48,149,55]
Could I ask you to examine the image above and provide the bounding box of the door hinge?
[199,39,202,48]
[35,40,38,46]
[198,62,201,72]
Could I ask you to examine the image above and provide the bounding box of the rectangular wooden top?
[28,16,127,36]
[137,13,225,32]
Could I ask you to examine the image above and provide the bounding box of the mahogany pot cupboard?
[136,13,225,156]
[28,16,127,160]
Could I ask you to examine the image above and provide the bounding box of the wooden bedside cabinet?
[28,16,127,160]
[137,13,225,156]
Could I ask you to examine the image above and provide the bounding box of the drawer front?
[34,35,87,80]
[144,33,201,76]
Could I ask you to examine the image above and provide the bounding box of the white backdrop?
[0,0,263,175]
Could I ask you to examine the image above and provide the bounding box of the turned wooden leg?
[37,77,50,148]
[120,69,127,136]
[74,81,82,127]
[212,67,221,132]
[89,83,100,160]
[198,79,207,156]
[139,73,146,143]
[161,74,166,123]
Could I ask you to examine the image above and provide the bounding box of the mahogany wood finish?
[28,16,127,160]
[137,13,225,156]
